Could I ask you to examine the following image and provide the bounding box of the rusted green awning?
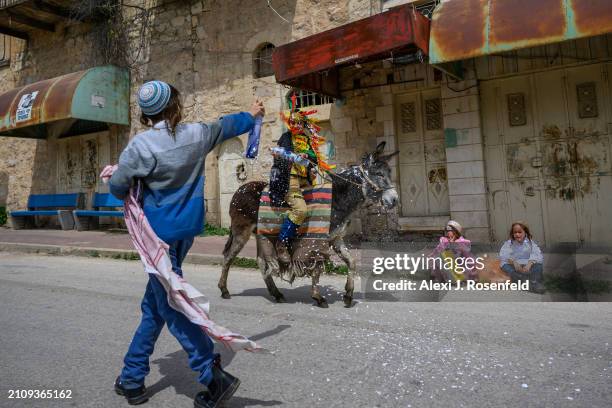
[0,65,129,139]
[430,0,612,67]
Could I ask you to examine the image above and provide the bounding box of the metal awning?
[272,3,430,98]
[0,65,129,139]
[430,0,612,66]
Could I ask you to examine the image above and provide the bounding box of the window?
[381,0,439,19]
[0,35,9,67]
[253,43,275,78]
[287,89,334,110]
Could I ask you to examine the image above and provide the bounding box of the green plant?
[0,207,6,226]
[111,252,140,261]
[325,261,349,275]
[232,257,258,269]
[124,252,140,261]
[202,223,231,236]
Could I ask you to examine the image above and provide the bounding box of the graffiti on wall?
[506,125,609,200]
[81,138,98,187]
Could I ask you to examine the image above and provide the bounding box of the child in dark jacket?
[110,80,265,407]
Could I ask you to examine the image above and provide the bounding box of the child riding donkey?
[269,104,335,265]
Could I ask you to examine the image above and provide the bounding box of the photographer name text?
[372,279,529,291]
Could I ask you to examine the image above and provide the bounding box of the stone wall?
[0,36,37,211]
[441,75,490,242]
[0,0,381,225]
[1,1,446,237]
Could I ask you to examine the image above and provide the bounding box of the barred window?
[253,43,275,78]
[381,0,439,19]
[287,89,334,109]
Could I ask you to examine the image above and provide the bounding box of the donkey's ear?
[379,150,399,162]
[362,152,374,167]
[375,141,386,155]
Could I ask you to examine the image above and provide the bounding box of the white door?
[395,89,449,220]
[482,63,612,246]
[218,138,246,228]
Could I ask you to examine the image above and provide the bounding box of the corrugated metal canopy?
[272,4,430,98]
[0,65,129,139]
[430,0,612,64]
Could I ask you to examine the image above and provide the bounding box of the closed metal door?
[395,89,449,217]
[482,63,612,246]
[57,131,110,192]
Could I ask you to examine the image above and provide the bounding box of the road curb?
[0,241,251,267]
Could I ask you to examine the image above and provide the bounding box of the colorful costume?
[269,110,334,263]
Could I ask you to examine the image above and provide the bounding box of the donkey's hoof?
[220,291,231,300]
[343,295,354,308]
[313,297,329,308]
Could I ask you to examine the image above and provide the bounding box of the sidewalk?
[0,227,256,265]
[2,227,610,284]
[1,227,610,300]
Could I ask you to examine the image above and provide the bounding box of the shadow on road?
[215,324,291,368]
[146,324,290,406]
[225,396,283,407]
[232,284,350,305]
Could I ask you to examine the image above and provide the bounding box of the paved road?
[0,253,610,407]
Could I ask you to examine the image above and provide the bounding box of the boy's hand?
[250,99,265,118]
[309,166,318,180]
[270,147,281,158]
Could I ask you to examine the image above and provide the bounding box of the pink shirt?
[431,236,472,258]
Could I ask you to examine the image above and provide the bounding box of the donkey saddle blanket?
[256,183,332,239]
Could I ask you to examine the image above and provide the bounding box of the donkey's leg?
[311,264,328,308]
[263,275,286,303]
[332,238,357,307]
[218,224,253,299]
[257,238,286,303]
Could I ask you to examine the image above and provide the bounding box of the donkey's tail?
[223,229,234,257]
[224,181,268,258]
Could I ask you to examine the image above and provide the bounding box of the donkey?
[218,141,399,307]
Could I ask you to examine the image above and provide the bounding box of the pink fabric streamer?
[101,165,262,352]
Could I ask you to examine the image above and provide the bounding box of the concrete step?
[398,215,450,231]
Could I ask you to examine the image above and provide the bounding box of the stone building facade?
[1,0,611,247]
[0,0,378,228]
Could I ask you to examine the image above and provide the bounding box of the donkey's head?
[360,141,399,210]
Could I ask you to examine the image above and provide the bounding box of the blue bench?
[73,193,124,231]
[10,193,83,230]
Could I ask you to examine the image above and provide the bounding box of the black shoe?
[529,281,546,294]
[114,376,148,405]
[194,358,240,408]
